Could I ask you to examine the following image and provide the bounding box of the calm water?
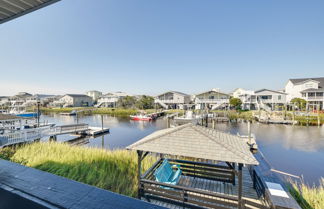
[41,114,324,185]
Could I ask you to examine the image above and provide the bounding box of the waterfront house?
[285,77,324,110]
[86,90,102,103]
[59,94,93,107]
[0,96,9,108]
[194,88,230,110]
[254,89,287,111]
[96,92,131,108]
[232,88,257,110]
[154,91,191,109]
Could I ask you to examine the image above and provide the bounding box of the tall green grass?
[289,179,324,209]
[6,142,156,197]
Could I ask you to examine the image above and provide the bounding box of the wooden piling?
[317,104,320,127]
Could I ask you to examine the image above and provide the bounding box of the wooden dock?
[87,126,110,136]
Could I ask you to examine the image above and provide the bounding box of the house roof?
[300,88,324,93]
[0,0,60,24]
[289,77,324,87]
[65,94,91,98]
[0,114,23,121]
[255,89,287,95]
[157,91,189,97]
[127,123,258,165]
[195,89,230,97]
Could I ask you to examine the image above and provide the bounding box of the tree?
[135,95,154,109]
[290,98,306,110]
[117,96,137,109]
[229,97,242,110]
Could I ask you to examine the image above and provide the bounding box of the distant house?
[194,89,230,110]
[232,88,256,110]
[254,89,287,111]
[86,90,102,103]
[59,94,93,107]
[285,77,324,110]
[155,91,191,109]
[97,92,131,108]
[0,96,9,107]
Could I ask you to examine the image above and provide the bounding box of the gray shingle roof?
[289,77,324,88]
[127,123,258,165]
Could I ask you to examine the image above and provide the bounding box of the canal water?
[41,113,324,186]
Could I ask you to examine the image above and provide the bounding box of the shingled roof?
[127,123,258,165]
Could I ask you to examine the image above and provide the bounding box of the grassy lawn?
[0,142,156,197]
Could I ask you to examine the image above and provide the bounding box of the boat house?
[128,124,264,208]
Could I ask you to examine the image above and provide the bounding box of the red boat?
[130,114,153,121]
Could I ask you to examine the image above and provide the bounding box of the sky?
[0,0,324,96]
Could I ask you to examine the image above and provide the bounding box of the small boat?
[130,114,153,121]
[60,110,77,116]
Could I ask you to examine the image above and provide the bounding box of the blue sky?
[0,0,323,96]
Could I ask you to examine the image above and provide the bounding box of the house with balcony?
[285,77,324,110]
[86,90,102,103]
[154,91,191,109]
[232,88,257,110]
[254,89,287,111]
[96,92,132,108]
[194,89,230,110]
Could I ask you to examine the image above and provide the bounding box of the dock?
[0,124,110,147]
[87,126,110,136]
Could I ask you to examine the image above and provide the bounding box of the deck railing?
[141,159,246,209]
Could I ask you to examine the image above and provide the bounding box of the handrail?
[141,179,239,201]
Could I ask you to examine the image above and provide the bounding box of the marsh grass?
[289,179,324,209]
[8,142,156,197]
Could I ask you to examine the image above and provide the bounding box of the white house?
[232,88,256,110]
[59,94,93,107]
[254,89,287,111]
[86,90,102,103]
[155,91,191,109]
[0,96,9,107]
[285,77,324,110]
[194,89,230,110]
[97,92,132,108]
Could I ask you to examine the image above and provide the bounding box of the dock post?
[248,120,251,145]
[292,103,295,126]
[238,163,243,209]
[137,151,143,199]
[167,117,170,128]
[212,119,215,129]
[317,104,320,127]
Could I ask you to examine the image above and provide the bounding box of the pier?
[0,124,110,147]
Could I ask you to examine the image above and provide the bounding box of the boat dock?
[0,124,110,147]
[88,126,110,136]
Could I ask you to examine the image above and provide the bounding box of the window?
[278,95,281,100]
[308,92,315,97]
[316,92,323,97]
[209,96,215,99]
[302,93,306,97]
